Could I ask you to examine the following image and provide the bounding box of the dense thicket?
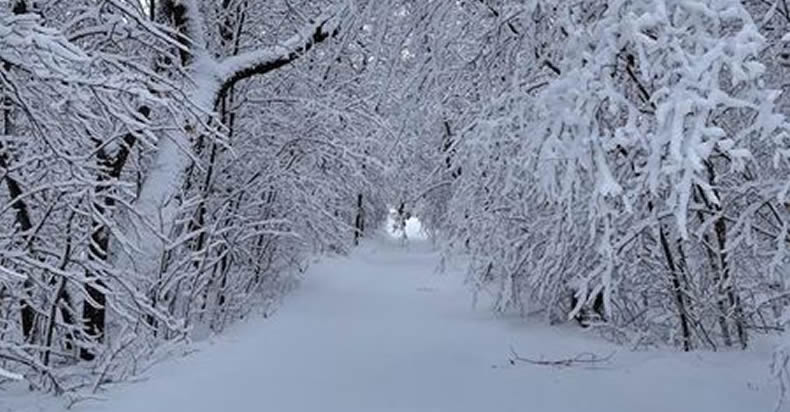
[416,0,790,352]
[0,0,389,393]
[4,0,790,401]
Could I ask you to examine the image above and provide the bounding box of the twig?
[66,393,107,410]
[508,346,615,368]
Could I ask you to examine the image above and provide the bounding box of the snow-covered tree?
[0,0,385,394]
[431,0,790,352]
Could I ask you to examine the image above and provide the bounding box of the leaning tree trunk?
[109,0,344,339]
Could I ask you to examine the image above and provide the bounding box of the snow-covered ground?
[4,234,783,412]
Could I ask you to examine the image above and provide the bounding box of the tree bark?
[659,224,693,351]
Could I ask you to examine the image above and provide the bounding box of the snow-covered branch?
[215,6,345,103]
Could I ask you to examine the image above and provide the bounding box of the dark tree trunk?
[81,215,110,361]
[354,193,365,245]
[659,225,693,351]
[442,121,461,178]
[80,106,149,360]
[693,186,733,348]
[698,161,748,349]
[714,215,747,349]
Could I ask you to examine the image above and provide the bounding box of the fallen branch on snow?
[0,366,23,381]
[508,346,615,368]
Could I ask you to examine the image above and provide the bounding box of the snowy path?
[9,235,782,412]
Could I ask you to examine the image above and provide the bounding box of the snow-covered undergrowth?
[4,234,780,412]
[386,209,428,241]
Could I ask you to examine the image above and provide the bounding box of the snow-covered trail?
[10,235,782,412]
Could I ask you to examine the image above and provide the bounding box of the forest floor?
[5,232,784,411]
